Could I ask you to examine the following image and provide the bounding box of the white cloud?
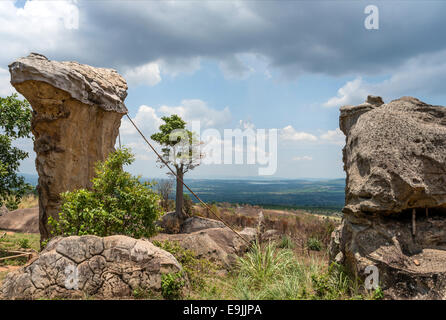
[320,128,345,145]
[0,0,80,67]
[280,125,317,142]
[323,77,367,108]
[123,62,161,87]
[324,50,446,108]
[293,156,312,161]
[0,68,15,96]
[159,99,231,128]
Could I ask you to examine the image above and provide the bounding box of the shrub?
[161,272,185,299]
[307,237,322,251]
[49,148,163,238]
[311,262,356,299]
[153,240,216,291]
[278,235,295,249]
[17,238,30,249]
[237,241,295,288]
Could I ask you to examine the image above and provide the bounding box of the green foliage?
[0,94,33,210]
[278,235,295,249]
[17,238,30,249]
[237,241,295,288]
[311,262,356,299]
[307,237,322,251]
[49,148,163,238]
[153,240,216,291]
[161,272,185,299]
[234,241,312,299]
[371,286,384,300]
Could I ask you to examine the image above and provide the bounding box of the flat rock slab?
[0,235,183,300]
[0,207,38,234]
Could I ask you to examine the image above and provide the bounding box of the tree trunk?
[175,167,185,219]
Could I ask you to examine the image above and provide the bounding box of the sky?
[1,0,446,179]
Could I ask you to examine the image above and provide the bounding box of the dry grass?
[18,194,38,209]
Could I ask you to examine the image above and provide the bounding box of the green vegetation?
[0,94,33,210]
[49,148,163,238]
[151,115,202,219]
[153,240,217,293]
[307,237,322,251]
[161,272,186,299]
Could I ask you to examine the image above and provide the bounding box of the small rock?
[413,259,420,266]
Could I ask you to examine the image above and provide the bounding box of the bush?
[161,272,185,299]
[311,262,356,299]
[307,237,322,251]
[17,238,30,249]
[278,235,295,249]
[153,240,216,291]
[49,148,163,238]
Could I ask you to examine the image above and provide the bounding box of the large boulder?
[0,207,38,233]
[331,96,446,299]
[151,227,256,269]
[0,235,183,300]
[340,95,446,214]
[9,53,128,241]
[180,216,226,233]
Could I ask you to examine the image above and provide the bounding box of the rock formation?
[0,235,184,299]
[8,53,128,241]
[151,227,256,269]
[330,95,446,299]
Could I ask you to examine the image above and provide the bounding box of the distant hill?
[20,174,345,211]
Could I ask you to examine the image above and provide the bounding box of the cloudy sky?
[1,0,446,179]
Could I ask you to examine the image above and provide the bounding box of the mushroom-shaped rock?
[8,53,128,240]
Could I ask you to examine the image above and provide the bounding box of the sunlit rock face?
[9,53,128,240]
[331,96,446,299]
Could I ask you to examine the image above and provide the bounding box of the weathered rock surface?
[158,213,226,234]
[330,214,446,299]
[180,216,226,233]
[151,227,256,269]
[0,235,183,300]
[9,53,128,240]
[331,96,446,299]
[0,205,8,217]
[341,96,446,214]
[0,207,38,233]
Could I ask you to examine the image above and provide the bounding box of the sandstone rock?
[0,205,8,217]
[180,216,225,233]
[9,53,128,240]
[331,96,446,299]
[0,207,38,233]
[0,235,183,300]
[151,227,256,269]
[330,213,446,299]
[341,96,446,214]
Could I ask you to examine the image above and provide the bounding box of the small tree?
[0,94,33,210]
[157,178,174,211]
[49,148,163,238]
[151,115,203,220]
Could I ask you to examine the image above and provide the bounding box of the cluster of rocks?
[330,95,446,299]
